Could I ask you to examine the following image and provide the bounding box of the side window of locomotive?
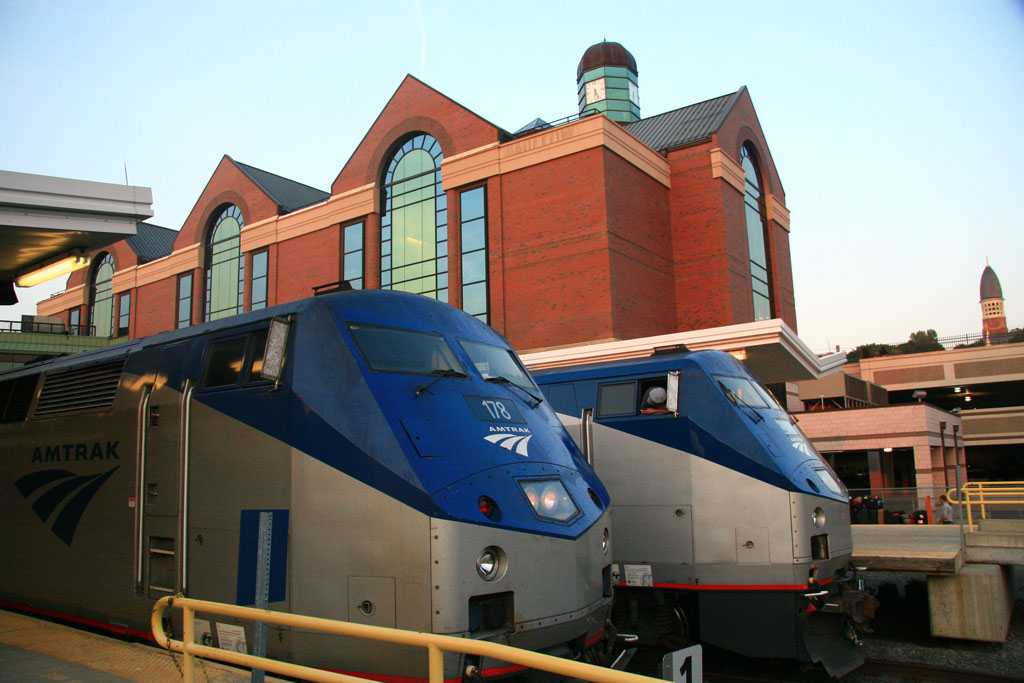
[246,328,269,382]
[543,384,579,417]
[597,382,636,418]
[203,336,248,388]
[638,378,670,414]
[347,322,464,376]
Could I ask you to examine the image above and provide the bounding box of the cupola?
[980,260,1008,341]
[577,41,639,123]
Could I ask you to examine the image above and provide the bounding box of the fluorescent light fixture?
[15,250,91,287]
[883,447,893,453]
[729,349,748,361]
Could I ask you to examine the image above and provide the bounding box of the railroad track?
[697,658,1022,682]
[855,658,1023,682]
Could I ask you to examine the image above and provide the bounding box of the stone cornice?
[710,147,745,193]
[442,115,672,190]
[36,284,86,316]
[242,184,375,251]
[766,193,791,232]
[113,244,202,292]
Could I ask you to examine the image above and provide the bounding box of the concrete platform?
[967,519,1024,565]
[928,564,1014,642]
[852,523,1024,643]
[0,609,286,682]
[852,524,964,574]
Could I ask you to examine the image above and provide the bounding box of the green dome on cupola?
[577,41,640,123]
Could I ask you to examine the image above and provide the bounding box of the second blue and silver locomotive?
[534,349,870,676]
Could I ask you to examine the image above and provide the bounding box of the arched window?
[381,134,447,301]
[741,144,773,321]
[204,204,244,322]
[89,252,115,337]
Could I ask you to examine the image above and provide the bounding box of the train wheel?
[655,601,692,650]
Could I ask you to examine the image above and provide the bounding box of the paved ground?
[0,609,286,682]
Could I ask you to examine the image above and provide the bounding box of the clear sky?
[2,0,1021,353]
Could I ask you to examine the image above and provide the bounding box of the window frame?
[380,134,447,301]
[459,185,488,323]
[177,272,194,329]
[251,250,269,311]
[117,292,131,337]
[88,252,115,337]
[741,143,774,322]
[342,220,365,290]
[204,204,245,322]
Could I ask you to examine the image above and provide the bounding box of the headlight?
[476,546,505,581]
[812,507,826,528]
[519,479,580,523]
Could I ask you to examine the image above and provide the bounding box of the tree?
[847,329,944,362]
[899,329,944,354]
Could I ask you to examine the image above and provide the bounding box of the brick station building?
[39,42,799,360]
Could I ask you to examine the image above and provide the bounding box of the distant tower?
[577,41,640,123]
[980,260,1008,343]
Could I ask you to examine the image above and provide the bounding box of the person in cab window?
[641,386,670,414]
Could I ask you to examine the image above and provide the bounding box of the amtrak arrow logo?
[15,466,119,546]
[485,432,532,457]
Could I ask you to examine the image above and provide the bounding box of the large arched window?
[741,144,773,321]
[89,253,115,337]
[204,204,244,322]
[381,134,447,301]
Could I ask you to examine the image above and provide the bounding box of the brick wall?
[498,147,614,350]
[332,76,501,193]
[604,150,674,340]
[134,278,177,338]
[274,225,341,303]
[666,143,741,330]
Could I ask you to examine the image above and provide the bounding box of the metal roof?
[624,89,742,153]
[124,222,176,264]
[230,157,330,214]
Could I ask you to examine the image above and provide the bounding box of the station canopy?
[0,170,153,305]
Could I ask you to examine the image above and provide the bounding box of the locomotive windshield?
[348,323,465,376]
[714,375,771,409]
[459,339,537,391]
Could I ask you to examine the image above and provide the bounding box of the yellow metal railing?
[948,482,1024,527]
[153,596,654,683]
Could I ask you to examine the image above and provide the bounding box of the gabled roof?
[515,117,551,134]
[125,221,176,263]
[230,157,330,214]
[624,89,742,153]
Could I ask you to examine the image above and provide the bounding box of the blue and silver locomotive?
[534,349,871,677]
[0,290,612,680]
